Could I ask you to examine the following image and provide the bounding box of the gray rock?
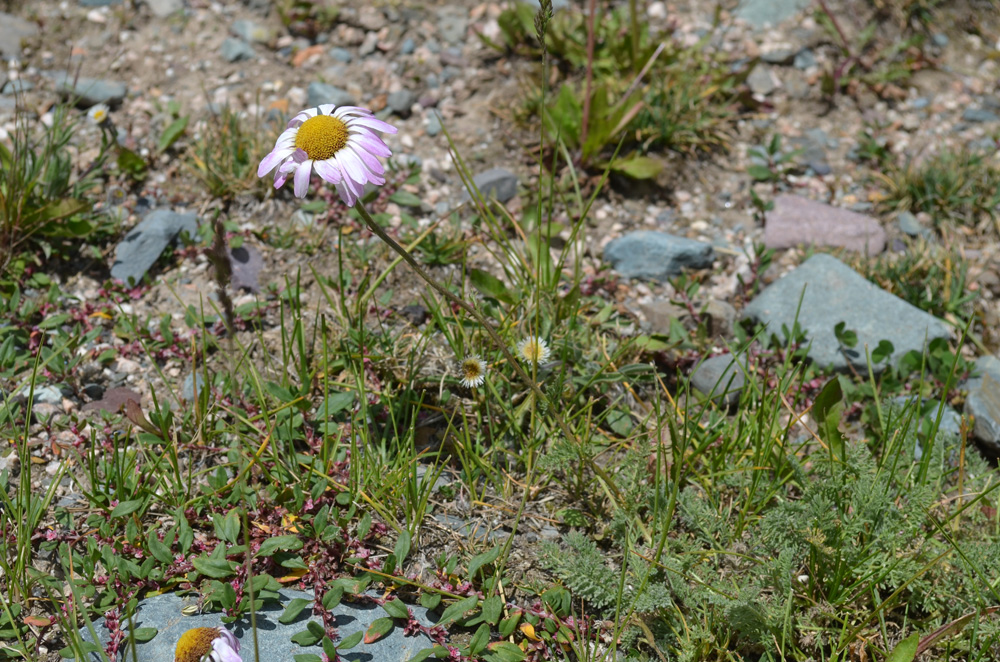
[890,396,962,439]
[761,48,797,65]
[467,167,518,203]
[735,0,812,27]
[82,383,105,400]
[145,0,183,17]
[329,47,353,63]
[79,0,121,6]
[964,356,1000,454]
[30,385,65,406]
[790,129,831,176]
[747,65,779,95]
[52,73,127,107]
[230,19,272,44]
[0,12,38,59]
[426,110,442,136]
[307,82,356,109]
[931,33,949,47]
[793,49,816,69]
[437,8,468,44]
[2,79,34,95]
[221,38,256,63]
[110,210,200,284]
[764,194,886,256]
[604,231,715,282]
[387,89,416,118]
[434,514,504,543]
[182,372,206,401]
[80,589,440,662]
[897,211,932,239]
[639,300,687,334]
[743,253,951,372]
[912,97,930,110]
[703,299,737,339]
[400,38,416,55]
[962,107,999,123]
[358,32,378,57]
[229,244,263,293]
[690,354,748,409]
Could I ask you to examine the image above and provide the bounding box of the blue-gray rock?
[735,0,812,27]
[146,0,183,17]
[387,89,416,118]
[0,12,38,59]
[29,385,65,406]
[426,110,442,136]
[761,48,796,65]
[931,33,949,47]
[793,49,816,69]
[604,231,715,282]
[229,244,263,293]
[110,210,200,284]
[80,589,440,662]
[437,8,468,44]
[890,396,962,439]
[52,73,127,107]
[400,38,416,55]
[307,82,356,109]
[79,0,121,6]
[912,97,930,110]
[221,38,256,63]
[747,65,778,96]
[466,167,518,204]
[962,107,999,123]
[964,356,1000,454]
[897,211,932,240]
[230,19,272,44]
[182,372,206,401]
[329,47,353,63]
[525,0,571,10]
[2,79,33,95]
[742,253,951,372]
[690,354,748,409]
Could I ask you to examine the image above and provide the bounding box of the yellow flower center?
[294,115,349,161]
[175,627,218,662]
[462,359,483,380]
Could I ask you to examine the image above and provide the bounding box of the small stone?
[307,81,356,109]
[145,0,183,17]
[79,0,120,6]
[639,300,688,334]
[742,253,951,373]
[182,372,206,401]
[793,49,816,69]
[81,387,142,414]
[229,244,263,293]
[912,97,930,110]
[965,356,1000,454]
[358,31,378,56]
[604,231,715,282]
[356,6,387,31]
[51,73,127,107]
[931,33,949,47]
[467,167,518,203]
[764,194,886,256]
[220,37,256,63]
[329,46,352,63]
[426,110,442,136]
[691,354,748,409]
[230,18,272,44]
[110,209,199,284]
[2,79,34,95]
[437,7,468,44]
[735,0,812,27]
[400,304,428,325]
[648,1,667,18]
[761,48,797,65]
[30,385,65,406]
[702,299,737,339]
[386,89,416,118]
[0,12,39,59]
[747,64,779,95]
[82,383,105,401]
[962,107,999,123]
[897,211,933,239]
[400,37,416,55]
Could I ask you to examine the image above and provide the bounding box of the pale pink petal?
[217,629,240,652]
[317,103,337,116]
[348,143,384,177]
[349,130,392,157]
[314,160,343,185]
[348,116,398,134]
[273,170,289,189]
[334,106,374,118]
[366,171,385,186]
[257,147,295,177]
[336,150,368,188]
[211,635,241,662]
[336,179,356,206]
[293,159,313,198]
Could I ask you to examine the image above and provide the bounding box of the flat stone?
[761,48,797,65]
[79,0,121,5]
[183,372,206,401]
[52,73,127,107]
[604,231,715,282]
[897,211,933,240]
[691,354,748,409]
[145,0,183,17]
[426,110,442,136]
[793,49,817,69]
[0,12,38,59]
[743,253,951,372]
[703,299,737,339]
[229,244,263,292]
[81,387,142,414]
[387,89,416,118]
[964,356,1000,454]
[764,194,886,256]
[747,65,779,95]
[329,47,353,63]
[465,167,518,203]
[639,300,687,334]
[230,19,273,44]
[80,589,440,662]
[2,79,33,95]
[962,107,999,123]
[436,7,468,44]
[307,82,356,109]
[30,385,65,406]
[110,210,199,284]
[735,0,812,27]
[221,38,256,63]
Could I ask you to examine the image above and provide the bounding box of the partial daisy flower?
[459,355,487,388]
[87,103,110,126]
[174,626,240,662]
[257,104,397,204]
[517,336,551,365]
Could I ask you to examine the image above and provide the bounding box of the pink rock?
[764,194,886,256]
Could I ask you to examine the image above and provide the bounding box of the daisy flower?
[459,355,488,388]
[87,103,110,125]
[174,626,240,662]
[257,104,397,204]
[517,336,551,365]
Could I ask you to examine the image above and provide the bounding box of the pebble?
[51,73,127,107]
[964,356,1000,454]
[425,109,442,136]
[230,19,272,44]
[2,79,34,95]
[182,372,206,401]
[110,209,200,284]
[604,231,715,282]
[0,11,39,59]
[220,38,255,63]
[690,354,748,410]
[386,89,416,118]
[400,38,416,55]
[146,0,184,17]
[307,82,356,108]
[962,107,999,123]
[466,167,518,203]
[763,194,886,256]
[793,49,816,69]
[329,47,353,63]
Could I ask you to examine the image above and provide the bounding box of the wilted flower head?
[174,627,240,662]
[517,336,551,365]
[459,355,487,388]
[257,104,397,204]
[87,103,110,125]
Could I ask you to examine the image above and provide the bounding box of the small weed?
[187,107,273,201]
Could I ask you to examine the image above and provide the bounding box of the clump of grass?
[186,107,273,201]
[872,148,1000,233]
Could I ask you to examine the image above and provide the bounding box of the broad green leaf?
[481,595,503,625]
[257,535,304,557]
[437,595,479,626]
[394,529,411,564]
[338,630,363,650]
[192,556,235,579]
[279,598,311,624]
[467,546,500,580]
[389,191,422,207]
[469,268,517,305]
[610,154,663,180]
[110,499,144,518]
[128,627,158,642]
[886,632,919,662]
[468,623,490,655]
[813,378,844,461]
[364,617,394,644]
[420,592,442,611]
[291,621,325,646]
[382,598,410,620]
[158,115,189,153]
[485,641,526,662]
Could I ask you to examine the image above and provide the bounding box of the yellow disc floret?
[294,115,349,161]
[175,627,219,662]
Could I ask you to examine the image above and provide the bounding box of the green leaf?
[364,617,394,644]
[437,595,479,626]
[420,592,442,611]
[192,556,235,579]
[394,529,411,564]
[158,115,189,153]
[117,147,148,180]
[323,585,344,611]
[746,164,776,182]
[813,378,844,461]
[317,392,355,418]
[480,595,503,625]
[279,597,312,624]
[257,535,304,557]
[147,537,174,564]
[610,154,663,180]
[467,546,500,580]
[469,269,517,305]
[389,191,423,208]
[382,597,410,619]
[872,339,895,364]
[128,627,158,643]
[498,612,521,638]
[886,632,919,662]
[294,655,322,662]
[291,621,325,646]
[485,641,526,662]
[110,499,144,518]
[468,623,490,655]
[220,509,241,544]
[338,630,364,651]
